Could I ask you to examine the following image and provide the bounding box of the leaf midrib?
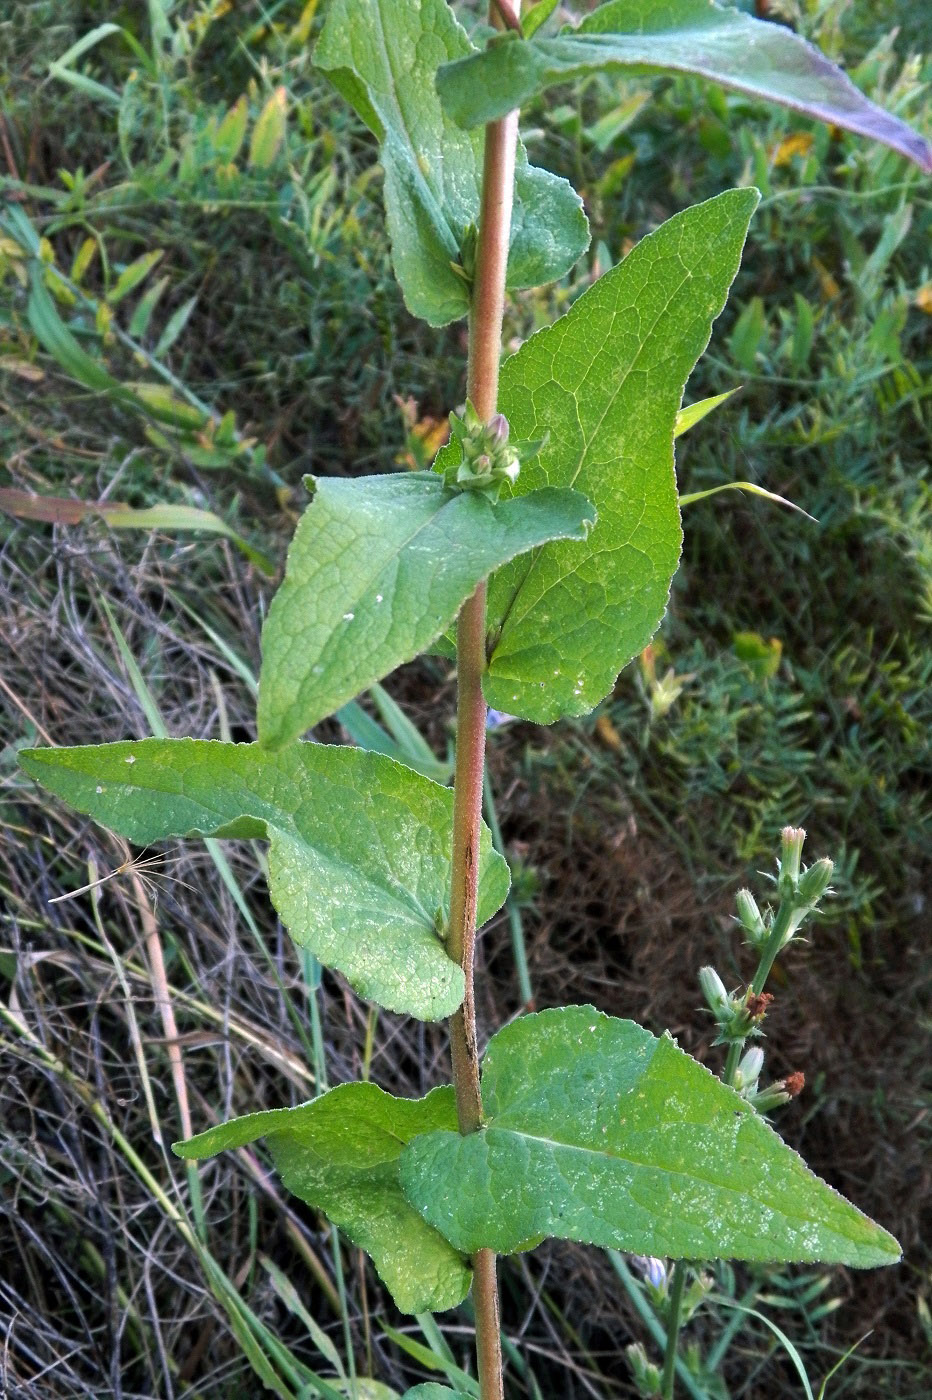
[485,1123,851,1235]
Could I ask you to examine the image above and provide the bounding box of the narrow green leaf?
[20,739,510,1020]
[315,0,589,326]
[729,295,766,371]
[522,0,559,42]
[261,1256,346,1376]
[108,250,165,305]
[49,23,123,107]
[257,473,595,749]
[249,87,288,169]
[69,237,97,284]
[436,0,932,173]
[382,1330,477,1396]
[175,1084,470,1315]
[214,95,249,163]
[437,189,757,724]
[128,274,170,338]
[679,481,815,522]
[790,293,815,372]
[51,22,122,70]
[400,1006,901,1267]
[674,390,739,440]
[372,684,452,781]
[709,1297,816,1400]
[153,294,198,358]
[121,382,209,428]
[104,503,277,575]
[27,265,126,395]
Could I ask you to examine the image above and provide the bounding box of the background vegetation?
[1,1,929,1396]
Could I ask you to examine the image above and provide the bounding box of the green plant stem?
[608,1255,709,1400]
[722,896,799,1093]
[751,900,796,994]
[722,1039,743,1088]
[664,895,800,1392]
[446,6,520,1393]
[661,1260,689,1400]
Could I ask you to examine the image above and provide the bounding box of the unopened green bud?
[778,826,806,895]
[625,1342,662,1397]
[797,857,833,907]
[735,887,767,947]
[699,965,729,1016]
[734,1046,764,1095]
[751,1083,791,1113]
[681,1271,714,1324]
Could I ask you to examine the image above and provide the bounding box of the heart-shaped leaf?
[175,1084,470,1314]
[315,0,590,326]
[258,472,595,749]
[436,0,931,173]
[21,739,509,1021]
[400,1006,900,1267]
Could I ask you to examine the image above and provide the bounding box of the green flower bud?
[699,965,729,1016]
[458,223,477,282]
[797,857,833,907]
[442,402,542,499]
[625,1343,662,1398]
[735,887,767,948]
[778,825,806,896]
[734,1046,764,1095]
[751,1070,804,1113]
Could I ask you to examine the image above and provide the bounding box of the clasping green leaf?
[399,1006,901,1268]
[432,189,759,724]
[257,472,595,749]
[175,1083,471,1315]
[315,0,589,326]
[20,739,510,1021]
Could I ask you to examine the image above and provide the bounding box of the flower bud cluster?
[736,831,834,958]
[442,401,544,499]
[778,826,834,911]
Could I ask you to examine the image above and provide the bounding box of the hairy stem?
[446,8,519,1393]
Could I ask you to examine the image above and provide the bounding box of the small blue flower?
[631,1255,667,1291]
